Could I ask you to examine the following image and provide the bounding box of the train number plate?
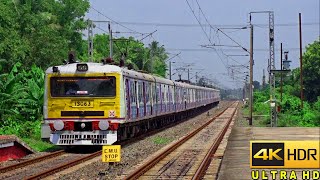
[72,101,93,107]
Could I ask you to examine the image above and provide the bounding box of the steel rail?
[124,102,236,180]
[0,150,65,174]
[25,150,102,180]
[192,103,238,180]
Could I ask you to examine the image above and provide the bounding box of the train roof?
[45,63,122,74]
[122,68,155,82]
[46,63,219,91]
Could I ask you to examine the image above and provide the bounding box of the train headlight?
[98,121,109,130]
[80,123,86,129]
[53,120,64,131]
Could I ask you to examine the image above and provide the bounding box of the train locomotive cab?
[41,62,124,145]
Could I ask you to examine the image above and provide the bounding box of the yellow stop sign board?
[102,145,121,162]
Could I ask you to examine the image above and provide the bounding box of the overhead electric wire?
[90,6,143,35]
[95,26,109,34]
[195,0,249,53]
[185,0,249,82]
[185,0,230,70]
[167,48,303,52]
[196,0,249,53]
[185,0,213,44]
[116,21,319,28]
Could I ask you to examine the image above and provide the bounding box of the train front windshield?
[50,77,116,97]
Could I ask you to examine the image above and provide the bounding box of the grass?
[241,106,270,127]
[152,136,172,145]
[22,137,61,152]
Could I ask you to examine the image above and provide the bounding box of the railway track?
[124,101,238,180]
[0,150,65,174]
[0,149,100,180]
[0,102,232,180]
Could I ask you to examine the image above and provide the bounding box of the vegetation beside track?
[243,40,320,127]
[0,1,169,151]
[152,136,172,145]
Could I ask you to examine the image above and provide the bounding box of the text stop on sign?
[102,145,121,162]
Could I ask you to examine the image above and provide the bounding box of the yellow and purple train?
[41,61,220,145]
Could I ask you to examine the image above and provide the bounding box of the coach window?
[131,81,136,105]
[176,87,178,104]
[166,85,168,104]
[139,82,143,104]
[150,82,154,105]
[193,89,195,103]
[145,82,149,104]
[171,86,175,105]
[166,85,169,104]
[163,85,165,104]
[167,85,171,104]
[163,85,166,104]
[178,88,181,103]
[167,85,170,104]
[156,84,159,106]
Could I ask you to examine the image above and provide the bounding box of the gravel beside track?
[53,101,230,180]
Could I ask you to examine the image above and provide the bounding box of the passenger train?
[41,60,220,145]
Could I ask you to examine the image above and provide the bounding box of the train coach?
[41,60,220,146]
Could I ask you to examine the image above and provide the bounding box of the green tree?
[0,0,89,71]
[79,34,168,77]
[303,40,320,102]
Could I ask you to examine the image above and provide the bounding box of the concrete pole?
[108,22,113,58]
[280,43,283,103]
[299,13,304,109]
[249,24,253,126]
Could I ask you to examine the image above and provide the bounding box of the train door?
[143,82,146,116]
[138,81,143,118]
[163,85,166,113]
[150,82,154,116]
[160,84,163,114]
[184,88,187,109]
[130,80,137,119]
[168,85,171,112]
[156,84,160,115]
[125,79,130,119]
[135,81,139,118]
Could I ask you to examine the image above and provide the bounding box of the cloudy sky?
[87,0,319,89]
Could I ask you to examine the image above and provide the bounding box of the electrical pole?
[249,24,253,126]
[250,11,276,126]
[187,68,190,82]
[299,13,304,109]
[269,12,276,127]
[88,20,94,62]
[280,43,283,103]
[108,22,113,58]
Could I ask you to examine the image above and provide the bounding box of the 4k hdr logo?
[250,141,320,168]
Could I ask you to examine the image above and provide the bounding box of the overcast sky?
[87,0,319,89]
